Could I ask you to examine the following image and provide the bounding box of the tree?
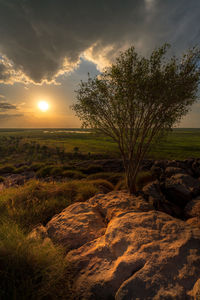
[73,44,200,193]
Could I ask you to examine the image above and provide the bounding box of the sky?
[0,0,200,128]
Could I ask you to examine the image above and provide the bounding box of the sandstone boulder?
[46,202,106,252]
[186,217,200,229]
[66,209,200,300]
[88,191,153,222]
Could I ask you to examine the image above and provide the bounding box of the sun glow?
[38,101,49,112]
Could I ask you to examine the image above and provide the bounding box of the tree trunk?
[124,160,139,194]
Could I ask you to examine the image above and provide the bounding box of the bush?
[115,179,126,191]
[89,179,114,193]
[0,220,72,300]
[79,164,104,175]
[87,172,124,185]
[30,162,45,172]
[136,171,154,190]
[62,170,86,179]
[0,165,16,174]
[36,165,55,178]
[15,165,29,174]
[115,171,154,191]
[50,166,64,176]
[0,176,5,183]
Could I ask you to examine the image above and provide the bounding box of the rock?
[186,217,200,229]
[46,202,106,252]
[192,161,200,177]
[28,224,53,245]
[151,166,163,178]
[89,191,153,222]
[165,167,187,178]
[66,210,200,300]
[142,181,165,209]
[165,173,200,206]
[184,197,200,218]
[153,160,166,169]
[191,278,200,300]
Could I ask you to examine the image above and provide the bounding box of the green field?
[0,128,200,164]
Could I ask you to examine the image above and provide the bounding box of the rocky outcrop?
[29,190,200,300]
[28,158,200,299]
[66,208,200,300]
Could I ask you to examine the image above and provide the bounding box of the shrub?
[87,172,124,185]
[36,165,55,178]
[0,220,72,300]
[79,164,104,175]
[0,165,16,174]
[30,162,45,172]
[0,176,5,183]
[74,184,98,202]
[89,179,114,193]
[50,166,64,176]
[15,165,29,174]
[115,179,126,191]
[135,171,154,190]
[115,171,154,191]
[62,170,86,179]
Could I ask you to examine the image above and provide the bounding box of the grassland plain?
[0,128,200,164]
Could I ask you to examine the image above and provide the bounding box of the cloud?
[0,101,17,111]
[0,113,23,120]
[0,0,199,84]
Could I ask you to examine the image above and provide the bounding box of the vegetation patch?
[0,220,72,300]
[0,179,113,231]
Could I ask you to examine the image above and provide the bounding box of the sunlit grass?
[0,179,113,231]
[0,220,72,300]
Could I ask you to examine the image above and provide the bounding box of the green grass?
[0,220,72,300]
[0,128,200,165]
[0,179,113,232]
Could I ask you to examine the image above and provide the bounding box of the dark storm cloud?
[0,0,200,83]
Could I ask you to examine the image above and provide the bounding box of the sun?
[38,101,49,112]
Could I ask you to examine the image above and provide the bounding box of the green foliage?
[0,220,72,300]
